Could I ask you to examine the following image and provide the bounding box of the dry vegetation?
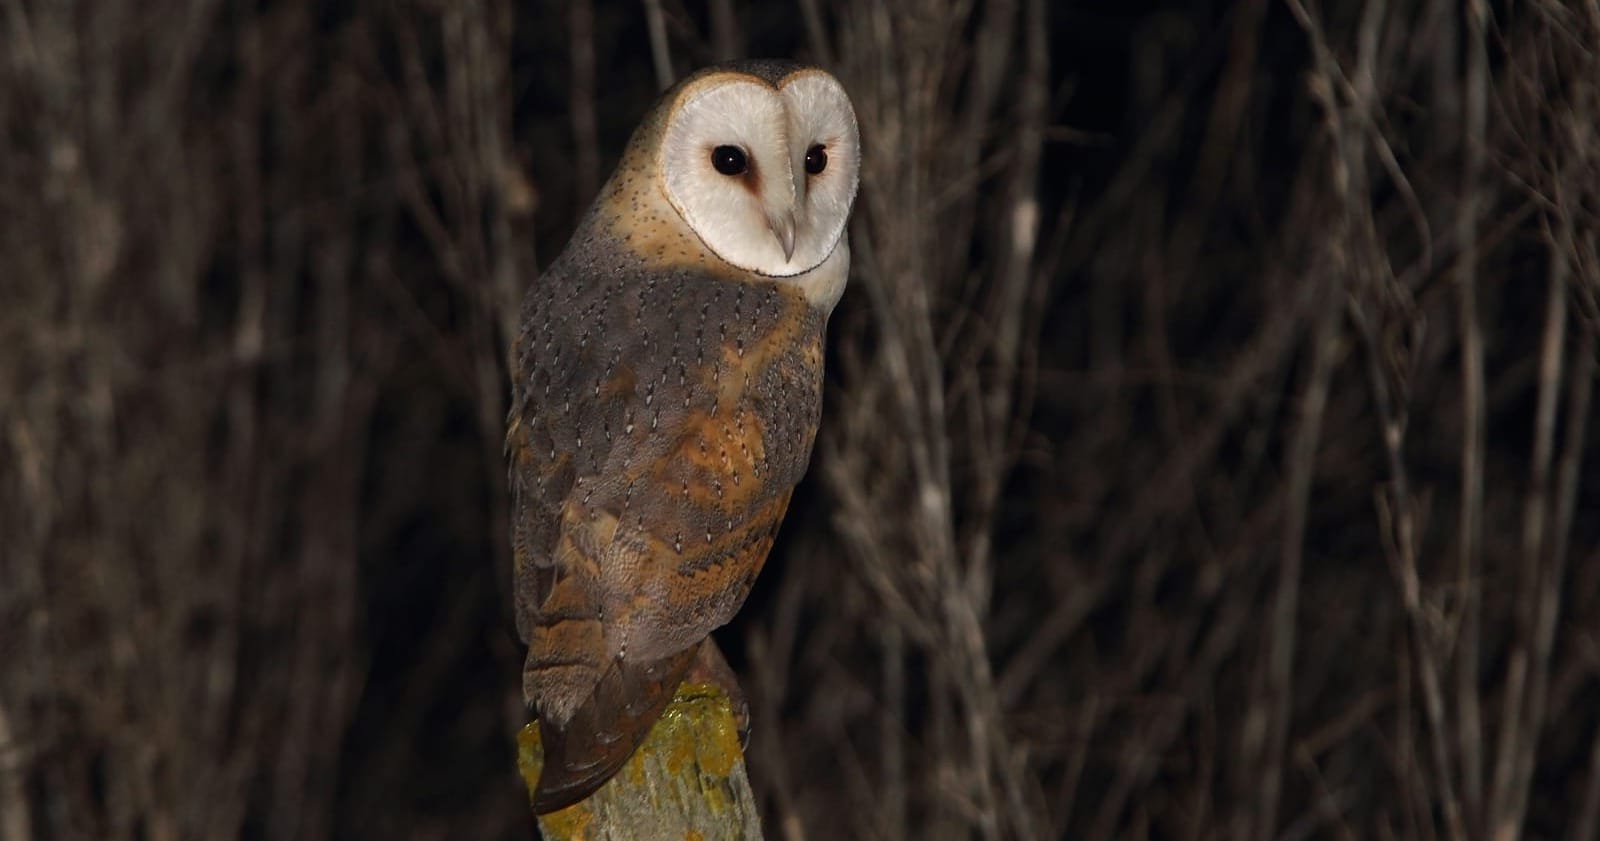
[3,1,1599,839]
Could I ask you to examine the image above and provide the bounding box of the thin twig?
[569,0,599,207]
[1455,2,1490,834]
[641,0,674,90]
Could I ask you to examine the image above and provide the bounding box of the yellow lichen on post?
[518,684,763,840]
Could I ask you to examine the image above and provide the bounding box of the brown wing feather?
[507,227,827,809]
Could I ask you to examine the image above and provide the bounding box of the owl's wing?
[508,263,672,812]
[507,259,628,719]
[508,260,822,811]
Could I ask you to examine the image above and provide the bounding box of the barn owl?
[506,60,860,813]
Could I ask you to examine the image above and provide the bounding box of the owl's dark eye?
[711,145,748,176]
[804,144,828,175]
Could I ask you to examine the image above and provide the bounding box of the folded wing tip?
[525,648,699,815]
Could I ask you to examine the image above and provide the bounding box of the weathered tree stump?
[518,684,763,840]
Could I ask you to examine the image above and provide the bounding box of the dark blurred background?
[4,1,1600,839]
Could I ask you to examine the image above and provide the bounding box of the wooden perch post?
[518,684,763,840]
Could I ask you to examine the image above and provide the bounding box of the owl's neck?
[792,236,848,314]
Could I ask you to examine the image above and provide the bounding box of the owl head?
[628,61,861,281]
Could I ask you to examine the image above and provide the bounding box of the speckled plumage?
[506,60,858,812]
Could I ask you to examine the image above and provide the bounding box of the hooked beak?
[767,209,797,262]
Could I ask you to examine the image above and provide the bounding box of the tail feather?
[530,647,698,814]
